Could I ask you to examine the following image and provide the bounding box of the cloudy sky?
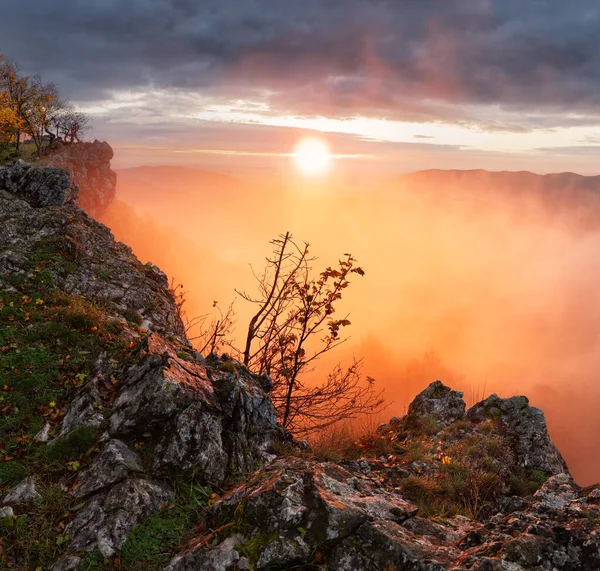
[2,0,600,173]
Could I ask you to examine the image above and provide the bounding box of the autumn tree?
[0,54,90,155]
[0,85,22,151]
[237,232,384,434]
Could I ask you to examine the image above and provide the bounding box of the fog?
[101,165,600,486]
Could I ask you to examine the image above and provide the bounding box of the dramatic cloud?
[1,1,600,129]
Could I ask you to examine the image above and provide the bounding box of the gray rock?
[0,160,79,207]
[466,393,569,475]
[176,458,420,570]
[0,506,14,518]
[329,519,458,570]
[73,439,145,498]
[110,344,278,485]
[65,478,173,557]
[34,422,52,442]
[405,380,466,429]
[3,477,42,505]
[166,534,244,571]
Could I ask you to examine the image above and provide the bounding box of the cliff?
[0,163,599,570]
[46,141,117,218]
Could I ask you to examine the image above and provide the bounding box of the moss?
[123,309,143,325]
[218,361,236,374]
[238,531,279,564]
[46,425,100,465]
[0,460,28,486]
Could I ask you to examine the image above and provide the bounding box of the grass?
[0,484,72,567]
[75,472,213,570]
[0,282,132,568]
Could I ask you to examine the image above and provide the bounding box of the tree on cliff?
[237,232,384,434]
[0,54,91,154]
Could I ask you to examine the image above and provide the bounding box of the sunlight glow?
[293,138,332,176]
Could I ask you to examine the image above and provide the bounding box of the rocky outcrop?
[0,160,78,207]
[166,458,600,570]
[0,165,283,568]
[0,164,183,336]
[46,140,116,218]
[467,393,569,476]
[405,379,466,428]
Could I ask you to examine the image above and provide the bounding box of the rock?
[0,181,186,338]
[168,458,420,570]
[531,473,576,513]
[109,338,278,485]
[2,477,42,505]
[329,519,459,570]
[0,160,78,207]
[467,393,569,475]
[72,439,145,498]
[46,140,116,218]
[34,422,52,442]
[405,380,466,429]
[0,506,14,518]
[65,477,173,558]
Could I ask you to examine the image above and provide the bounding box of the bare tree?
[54,105,90,144]
[170,280,236,356]
[237,232,384,432]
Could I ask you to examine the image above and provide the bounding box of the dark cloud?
[1,1,599,128]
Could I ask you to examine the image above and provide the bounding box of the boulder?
[65,477,173,558]
[467,393,569,475]
[109,336,278,485]
[0,160,78,207]
[2,477,42,505]
[405,380,466,429]
[72,439,145,498]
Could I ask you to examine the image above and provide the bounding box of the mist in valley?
[101,165,600,486]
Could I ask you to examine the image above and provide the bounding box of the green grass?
[0,285,133,569]
[75,473,212,570]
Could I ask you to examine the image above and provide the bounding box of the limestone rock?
[467,393,569,475]
[168,458,420,570]
[109,336,278,485]
[46,140,116,218]
[0,180,185,338]
[405,380,466,429]
[0,160,78,207]
[65,477,173,558]
[0,506,14,519]
[2,477,42,505]
[72,439,144,498]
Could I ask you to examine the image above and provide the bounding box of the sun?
[293,138,332,176]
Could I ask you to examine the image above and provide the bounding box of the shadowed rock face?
[467,393,569,476]
[0,160,78,207]
[46,140,116,218]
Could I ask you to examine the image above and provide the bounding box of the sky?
[1,0,600,174]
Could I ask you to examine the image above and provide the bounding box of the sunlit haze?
[3,1,600,487]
